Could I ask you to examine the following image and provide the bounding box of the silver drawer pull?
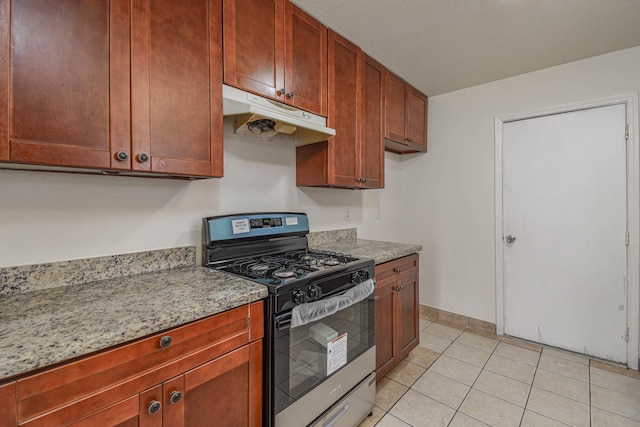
[323,404,349,427]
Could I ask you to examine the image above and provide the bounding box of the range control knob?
[351,270,370,285]
[292,289,306,305]
[308,285,321,300]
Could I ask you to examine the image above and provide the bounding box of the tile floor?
[358,315,640,427]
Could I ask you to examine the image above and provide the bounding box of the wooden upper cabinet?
[131,0,223,177]
[223,0,327,116]
[0,0,222,178]
[407,87,428,151]
[360,54,385,189]
[326,31,360,187]
[6,0,129,169]
[223,0,285,100]
[285,3,327,116]
[384,73,407,148]
[296,33,384,189]
[384,71,428,154]
[296,30,361,188]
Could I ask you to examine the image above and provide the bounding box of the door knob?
[505,234,516,244]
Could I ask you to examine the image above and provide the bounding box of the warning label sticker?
[327,333,347,376]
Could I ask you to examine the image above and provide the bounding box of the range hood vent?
[222,85,335,145]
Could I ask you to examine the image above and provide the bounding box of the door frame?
[494,93,639,370]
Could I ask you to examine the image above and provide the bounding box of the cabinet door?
[295,30,360,188]
[0,0,9,161]
[326,30,361,187]
[285,3,327,116]
[7,0,130,169]
[223,0,285,101]
[375,279,396,379]
[383,72,407,145]
[396,271,419,359]
[407,87,428,152]
[138,386,163,427]
[374,254,420,380]
[131,0,223,177]
[182,341,262,427]
[0,382,17,427]
[360,55,385,189]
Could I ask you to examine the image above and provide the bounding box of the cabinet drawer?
[17,302,263,424]
[375,254,418,283]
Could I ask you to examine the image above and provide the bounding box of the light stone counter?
[0,232,418,382]
[308,229,422,265]
[0,249,267,381]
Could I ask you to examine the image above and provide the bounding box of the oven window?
[273,295,375,415]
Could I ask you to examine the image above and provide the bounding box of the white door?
[503,104,628,363]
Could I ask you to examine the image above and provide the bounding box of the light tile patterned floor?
[359,316,640,427]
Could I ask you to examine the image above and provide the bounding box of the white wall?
[0,121,403,267]
[403,46,640,323]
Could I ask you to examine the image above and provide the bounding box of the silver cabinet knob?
[148,400,161,415]
[169,390,182,404]
[505,235,516,244]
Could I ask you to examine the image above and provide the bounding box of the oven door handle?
[290,279,375,328]
[275,312,292,331]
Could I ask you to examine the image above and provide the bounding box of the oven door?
[272,280,375,427]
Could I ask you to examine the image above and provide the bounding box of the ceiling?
[290,0,640,96]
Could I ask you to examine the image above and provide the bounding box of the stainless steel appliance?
[202,213,376,427]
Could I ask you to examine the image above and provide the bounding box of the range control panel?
[249,217,283,229]
[204,212,310,244]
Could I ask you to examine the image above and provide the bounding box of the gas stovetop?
[211,248,359,287]
[202,212,374,312]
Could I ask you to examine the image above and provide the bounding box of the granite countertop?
[0,265,267,381]
[0,231,419,382]
[308,229,422,265]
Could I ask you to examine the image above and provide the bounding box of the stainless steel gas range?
[202,213,376,427]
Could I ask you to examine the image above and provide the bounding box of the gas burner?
[323,258,340,266]
[231,259,254,273]
[283,250,312,262]
[273,270,296,279]
[249,263,271,274]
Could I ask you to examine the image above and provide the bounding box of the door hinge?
[625,124,629,141]
[625,326,629,342]
[625,231,630,246]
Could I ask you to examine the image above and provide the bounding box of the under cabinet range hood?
[222,85,335,145]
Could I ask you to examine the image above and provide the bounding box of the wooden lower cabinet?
[7,302,263,427]
[67,396,141,427]
[375,254,419,379]
[182,340,262,426]
[0,382,17,427]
